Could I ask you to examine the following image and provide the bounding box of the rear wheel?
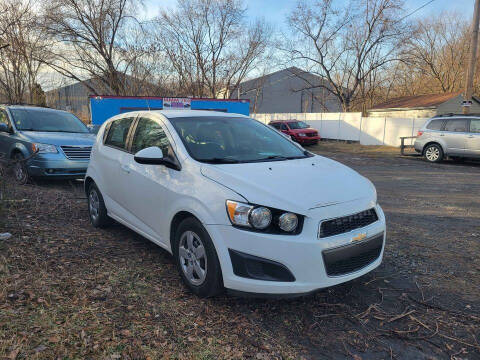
[173,217,223,297]
[12,153,29,185]
[424,144,443,163]
[87,183,111,228]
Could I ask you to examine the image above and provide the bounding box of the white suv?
[85,111,386,297]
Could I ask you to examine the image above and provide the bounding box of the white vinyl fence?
[253,112,428,147]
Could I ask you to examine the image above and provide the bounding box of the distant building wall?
[436,95,480,114]
[232,68,342,114]
[46,82,91,123]
[367,108,435,118]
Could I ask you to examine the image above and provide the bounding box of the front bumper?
[296,136,320,144]
[27,154,89,178]
[206,200,386,295]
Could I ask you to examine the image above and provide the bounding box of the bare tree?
[400,13,470,94]
[42,0,152,96]
[155,0,271,98]
[0,0,51,104]
[286,0,410,111]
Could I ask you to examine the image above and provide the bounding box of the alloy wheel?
[13,156,28,184]
[425,146,440,162]
[178,230,208,286]
[89,189,100,222]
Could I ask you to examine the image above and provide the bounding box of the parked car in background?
[269,120,320,145]
[414,115,480,162]
[86,110,386,298]
[0,105,95,184]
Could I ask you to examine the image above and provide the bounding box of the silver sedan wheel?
[178,230,207,286]
[425,146,440,161]
[89,189,100,222]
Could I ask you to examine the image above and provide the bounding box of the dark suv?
[0,105,95,183]
[269,120,320,145]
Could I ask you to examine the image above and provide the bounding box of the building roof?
[370,92,463,111]
[238,67,329,92]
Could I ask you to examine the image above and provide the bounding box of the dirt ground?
[1,143,479,360]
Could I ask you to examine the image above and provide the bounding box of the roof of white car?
[151,110,249,118]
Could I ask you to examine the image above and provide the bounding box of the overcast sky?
[141,0,474,24]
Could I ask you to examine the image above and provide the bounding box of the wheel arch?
[170,211,202,254]
[84,176,94,196]
[422,141,445,155]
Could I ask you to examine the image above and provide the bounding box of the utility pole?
[463,0,480,114]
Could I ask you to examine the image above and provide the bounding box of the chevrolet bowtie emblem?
[352,233,367,242]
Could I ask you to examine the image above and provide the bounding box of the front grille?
[306,132,317,137]
[322,233,383,276]
[60,145,92,160]
[319,208,378,238]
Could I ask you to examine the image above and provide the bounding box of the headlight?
[226,200,252,227]
[226,200,302,234]
[32,143,58,153]
[278,213,298,232]
[298,133,306,137]
[249,207,272,229]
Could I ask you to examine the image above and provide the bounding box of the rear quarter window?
[426,119,444,130]
[104,117,134,150]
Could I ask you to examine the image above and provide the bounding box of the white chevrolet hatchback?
[86,111,386,297]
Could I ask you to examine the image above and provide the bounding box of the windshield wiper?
[198,157,241,164]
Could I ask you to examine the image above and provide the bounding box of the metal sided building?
[89,96,250,125]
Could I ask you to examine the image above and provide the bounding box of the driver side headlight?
[32,143,58,154]
[226,200,302,234]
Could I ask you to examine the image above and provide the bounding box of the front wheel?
[173,217,223,297]
[424,144,443,163]
[12,153,29,185]
[87,183,111,228]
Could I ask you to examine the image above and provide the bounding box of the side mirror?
[0,123,10,133]
[134,146,164,164]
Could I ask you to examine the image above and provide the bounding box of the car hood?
[19,131,95,146]
[200,155,376,214]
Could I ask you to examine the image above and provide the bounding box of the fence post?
[383,117,387,145]
[359,115,363,143]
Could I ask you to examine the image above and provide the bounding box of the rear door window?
[104,117,134,150]
[426,119,444,130]
[444,119,468,132]
[470,119,480,133]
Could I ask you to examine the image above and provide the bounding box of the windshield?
[287,121,310,129]
[10,108,89,133]
[169,116,311,163]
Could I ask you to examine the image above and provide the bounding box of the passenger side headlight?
[32,143,58,154]
[298,133,306,137]
[226,200,302,234]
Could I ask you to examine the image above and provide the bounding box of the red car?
[269,120,321,145]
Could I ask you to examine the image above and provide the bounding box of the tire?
[423,143,443,163]
[173,217,223,297]
[87,183,111,228]
[12,152,29,185]
[290,135,296,142]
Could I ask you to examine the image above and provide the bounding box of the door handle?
[120,164,131,173]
